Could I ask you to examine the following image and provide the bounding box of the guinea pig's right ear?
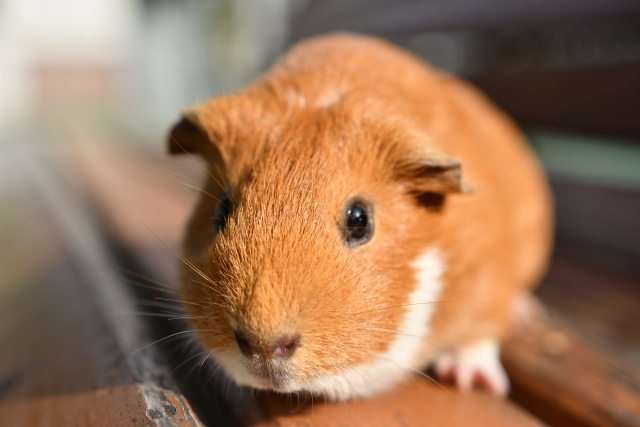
[394,145,474,195]
[167,117,210,155]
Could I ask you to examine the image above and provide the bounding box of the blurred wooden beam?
[472,64,640,139]
[0,144,204,426]
[503,314,640,427]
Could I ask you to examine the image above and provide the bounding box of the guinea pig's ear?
[395,147,474,194]
[167,116,210,155]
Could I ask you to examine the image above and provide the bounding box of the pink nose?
[234,331,300,359]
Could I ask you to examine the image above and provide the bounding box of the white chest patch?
[301,248,446,400]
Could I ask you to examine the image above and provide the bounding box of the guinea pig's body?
[169,34,553,400]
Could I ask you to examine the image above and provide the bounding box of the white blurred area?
[0,0,304,141]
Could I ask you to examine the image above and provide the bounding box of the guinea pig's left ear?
[167,100,227,157]
[395,148,474,194]
[167,116,210,155]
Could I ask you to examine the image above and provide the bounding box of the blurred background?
[1,1,639,425]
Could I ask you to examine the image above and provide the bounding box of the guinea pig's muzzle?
[233,330,301,389]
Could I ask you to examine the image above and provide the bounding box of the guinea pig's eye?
[214,193,233,233]
[344,200,373,247]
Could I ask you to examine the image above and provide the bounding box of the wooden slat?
[0,143,204,427]
[551,180,640,278]
[515,178,640,427]
[536,247,640,368]
[247,382,546,427]
[472,64,640,139]
[503,315,640,427]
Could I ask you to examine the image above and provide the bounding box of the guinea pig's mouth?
[245,362,292,390]
[216,352,296,392]
[215,348,415,401]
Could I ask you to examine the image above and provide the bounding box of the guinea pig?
[167,33,553,400]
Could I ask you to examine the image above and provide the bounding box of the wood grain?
[0,143,203,427]
[503,315,640,427]
[247,382,546,427]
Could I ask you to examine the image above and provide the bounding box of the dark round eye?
[345,201,373,246]
[214,193,233,233]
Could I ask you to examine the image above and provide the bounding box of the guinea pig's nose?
[234,331,300,359]
[271,335,300,359]
[234,331,255,358]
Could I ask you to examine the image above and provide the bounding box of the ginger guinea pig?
[167,33,553,400]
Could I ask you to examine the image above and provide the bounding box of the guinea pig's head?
[167,87,470,400]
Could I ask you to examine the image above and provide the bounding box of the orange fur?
[169,33,553,396]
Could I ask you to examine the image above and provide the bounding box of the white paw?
[434,340,510,397]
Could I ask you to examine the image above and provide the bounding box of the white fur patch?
[300,248,445,400]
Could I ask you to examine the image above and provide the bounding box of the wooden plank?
[551,179,640,278]
[515,178,640,427]
[503,315,640,427]
[248,382,546,427]
[472,64,640,139]
[0,385,154,427]
[536,249,640,368]
[0,143,204,427]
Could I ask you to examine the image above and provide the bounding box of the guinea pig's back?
[437,77,554,291]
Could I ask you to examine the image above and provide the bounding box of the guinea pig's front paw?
[434,339,509,397]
